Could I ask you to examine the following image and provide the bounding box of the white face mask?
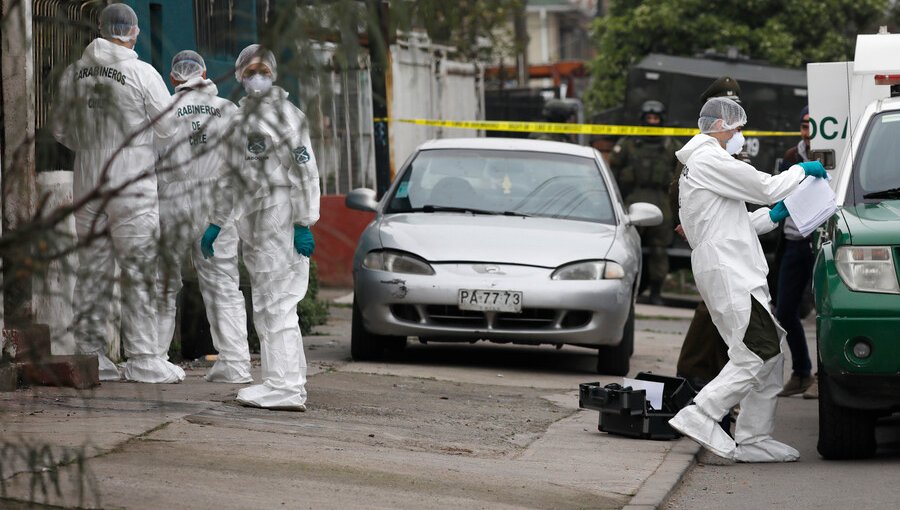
[725,131,745,155]
[243,74,273,96]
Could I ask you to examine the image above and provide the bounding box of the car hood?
[377,213,618,267]
[843,201,900,245]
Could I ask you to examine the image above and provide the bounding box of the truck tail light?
[874,74,900,85]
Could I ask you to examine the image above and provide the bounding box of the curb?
[622,439,700,510]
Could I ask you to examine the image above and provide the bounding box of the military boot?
[649,282,664,306]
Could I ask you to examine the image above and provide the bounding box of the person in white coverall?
[667,97,829,462]
[52,4,184,383]
[156,50,251,383]
[200,44,320,410]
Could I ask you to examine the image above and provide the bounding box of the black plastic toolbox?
[579,372,696,440]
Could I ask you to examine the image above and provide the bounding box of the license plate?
[458,289,523,313]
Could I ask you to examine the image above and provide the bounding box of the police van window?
[855,112,900,203]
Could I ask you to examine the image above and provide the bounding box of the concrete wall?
[33,172,76,354]
[1,0,37,324]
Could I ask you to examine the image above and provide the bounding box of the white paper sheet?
[623,377,664,410]
[783,177,838,237]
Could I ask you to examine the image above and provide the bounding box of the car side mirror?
[626,202,663,227]
[346,188,379,213]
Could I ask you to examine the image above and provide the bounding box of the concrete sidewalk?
[0,295,699,509]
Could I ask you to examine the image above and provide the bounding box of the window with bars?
[33,0,103,171]
[194,0,238,57]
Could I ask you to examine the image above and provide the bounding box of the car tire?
[817,365,877,460]
[596,303,633,376]
[351,298,405,361]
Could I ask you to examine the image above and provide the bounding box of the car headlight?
[551,260,625,280]
[363,250,435,275]
[835,246,900,294]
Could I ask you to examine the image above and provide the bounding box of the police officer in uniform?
[529,98,576,143]
[609,100,679,305]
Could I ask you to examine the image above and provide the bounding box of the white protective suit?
[211,84,321,409]
[670,133,805,461]
[53,37,184,383]
[157,76,251,383]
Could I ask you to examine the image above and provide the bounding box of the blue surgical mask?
[725,131,745,155]
[243,74,273,96]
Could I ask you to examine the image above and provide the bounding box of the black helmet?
[542,99,576,122]
[641,100,665,123]
[641,100,665,115]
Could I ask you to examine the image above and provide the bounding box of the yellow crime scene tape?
[374,117,798,137]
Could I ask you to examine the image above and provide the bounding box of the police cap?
[700,76,742,103]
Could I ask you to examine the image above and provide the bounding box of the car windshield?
[854,111,900,203]
[385,148,615,224]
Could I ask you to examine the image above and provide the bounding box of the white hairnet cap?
[698,97,747,134]
[171,50,206,82]
[234,44,277,81]
[99,3,139,43]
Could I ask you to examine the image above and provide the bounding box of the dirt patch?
[186,371,572,458]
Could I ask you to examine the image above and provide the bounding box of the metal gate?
[32,0,102,172]
[297,43,376,196]
[390,34,485,172]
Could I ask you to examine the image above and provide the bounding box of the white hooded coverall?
[212,86,321,409]
[53,37,184,383]
[673,133,805,460]
[157,76,251,383]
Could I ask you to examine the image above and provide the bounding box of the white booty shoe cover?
[670,405,736,460]
[734,437,799,463]
[95,353,122,381]
[123,356,186,383]
[206,360,253,384]
[236,383,306,411]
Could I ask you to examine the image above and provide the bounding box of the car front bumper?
[818,314,900,410]
[816,247,900,411]
[354,262,634,348]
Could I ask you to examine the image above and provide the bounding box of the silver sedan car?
[345,138,662,375]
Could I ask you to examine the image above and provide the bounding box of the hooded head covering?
[234,44,277,81]
[99,3,139,43]
[170,50,206,82]
[698,97,747,134]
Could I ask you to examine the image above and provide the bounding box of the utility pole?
[513,2,528,87]
[367,0,393,198]
[1,0,37,325]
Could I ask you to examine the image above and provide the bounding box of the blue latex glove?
[798,160,827,179]
[200,224,222,259]
[769,201,790,223]
[293,225,315,257]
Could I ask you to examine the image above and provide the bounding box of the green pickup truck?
[813,96,900,459]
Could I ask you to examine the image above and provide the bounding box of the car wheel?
[351,298,406,361]
[596,303,633,376]
[817,365,877,460]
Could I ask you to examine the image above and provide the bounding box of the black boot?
[649,282,664,306]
